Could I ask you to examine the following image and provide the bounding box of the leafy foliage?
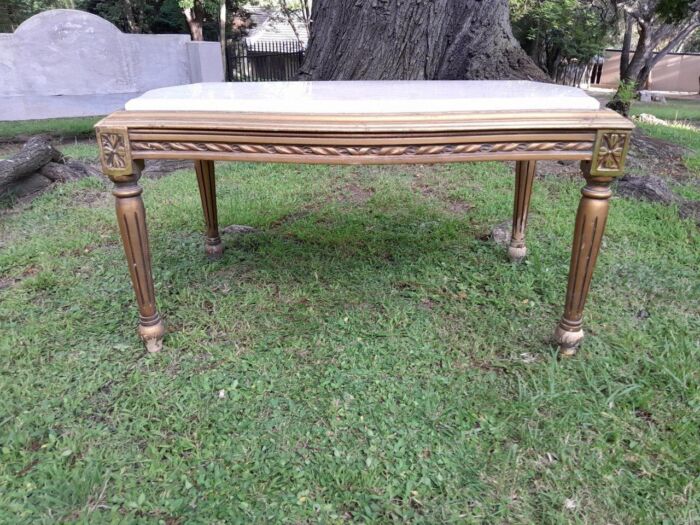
[0,0,76,32]
[79,0,187,33]
[656,0,698,23]
[511,0,616,75]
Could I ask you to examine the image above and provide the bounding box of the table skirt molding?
[95,109,634,356]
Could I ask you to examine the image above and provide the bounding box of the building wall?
[0,9,224,97]
[598,49,700,93]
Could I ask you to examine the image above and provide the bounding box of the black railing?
[226,40,305,82]
[553,58,604,88]
[554,60,591,87]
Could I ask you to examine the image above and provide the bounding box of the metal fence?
[226,40,305,82]
[554,58,604,88]
[554,60,591,87]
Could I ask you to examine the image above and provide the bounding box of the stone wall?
[598,50,700,94]
[0,9,224,97]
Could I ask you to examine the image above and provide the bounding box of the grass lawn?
[636,121,700,176]
[0,117,101,141]
[1,102,699,522]
[631,98,700,123]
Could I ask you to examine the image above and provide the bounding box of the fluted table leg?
[195,160,223,259]
[509,160,536,262]
[555,161,614,357]
[97,128,164,352]
[112,160,165,353]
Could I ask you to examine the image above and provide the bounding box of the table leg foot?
[507,245,527,262]
[554,322,584,357]
[205,239,224,260]
[139,315,166,353]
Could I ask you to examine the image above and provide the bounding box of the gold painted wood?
[109,160,165,353]
[509,160,536,262]
[96,127,133,181]
[195,160,223,259]
[590,130,632,177]
[96,108,633,134]
[555,161,615,356]
[95,105,633,354]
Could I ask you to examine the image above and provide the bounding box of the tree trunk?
[122,0,141,33]
[620,14,634,77]
[219,0,227,80]
[299,0,548,81]
[184,2,205,41]
[609,13,700,116]
[0,136,98,200]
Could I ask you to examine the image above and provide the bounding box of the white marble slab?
[124,81,600,114]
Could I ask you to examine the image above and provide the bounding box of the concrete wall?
[599,49,700,93]
[0,9,224,97]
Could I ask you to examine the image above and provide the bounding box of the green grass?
[624,95,700,176]
[0,116,101,140]
[1,159,699,523]
[60,141,100,161]
[636,121,700,175]
[631,99,700,122]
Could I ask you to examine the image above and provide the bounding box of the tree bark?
[299,0,548,81]
[122,0,141,33]
[608,8,700,115]
[0,136,61,190]
[0,136,97,200]
[620,14,634,76]
[219,0,227,80]
[184,1,205,41]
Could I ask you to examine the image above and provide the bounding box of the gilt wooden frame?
[96,108,633,355]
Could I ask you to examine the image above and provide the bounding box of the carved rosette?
[97,128,133,180]
[590,130,631,177]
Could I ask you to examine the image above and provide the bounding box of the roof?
[244,7,308,46]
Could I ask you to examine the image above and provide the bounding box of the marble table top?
[124,81,601,114]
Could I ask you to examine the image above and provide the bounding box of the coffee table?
[95,81,633,355]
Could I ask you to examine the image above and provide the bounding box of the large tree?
[608,0,700,114]
[511,0,618,77]
[299,0,548,81]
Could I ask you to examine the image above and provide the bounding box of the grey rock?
[490,221,511,247]
[616,175,678,204]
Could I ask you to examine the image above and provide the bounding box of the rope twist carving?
[131,141,594,156]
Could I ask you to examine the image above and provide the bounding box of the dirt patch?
[270,208,315,228]
[626,129,693,181]
[73,187,110,207]
[0,277,16,290]
[536,159,580,178]
[337,182,374,205]
[446,198,473,215]
[679,201,700,227]
[221,224,260,235]
[0,265,40,291]
[143,159,193,179]
[413,182,439,197]
[411,180,473,215]
[535,129,693,182]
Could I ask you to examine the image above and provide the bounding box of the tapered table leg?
[509,160,536,262]
[555,161,614,356]
[112,160,165,353]
[195,160,223,259]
